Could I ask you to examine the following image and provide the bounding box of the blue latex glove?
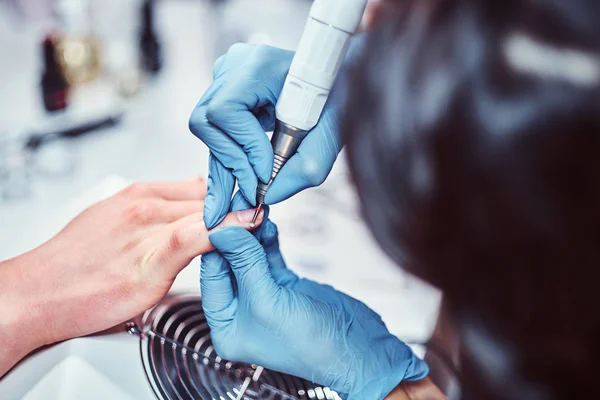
[189,42,356,229]
[201,221,429,399]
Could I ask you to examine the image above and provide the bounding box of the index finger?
[131,178,208,201]
[206,76,277,184]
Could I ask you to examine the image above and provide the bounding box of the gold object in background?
[55,34,101,85]
[54,0,101,86]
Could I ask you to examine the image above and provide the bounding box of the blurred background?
[0,0,313,258]
[0,1,441,397]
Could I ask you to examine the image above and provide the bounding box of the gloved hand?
[201,217,429,399]
[189,42,349,229]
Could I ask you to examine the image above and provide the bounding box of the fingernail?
[237,208,264,224]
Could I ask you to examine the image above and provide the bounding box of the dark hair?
[343,1,600,399]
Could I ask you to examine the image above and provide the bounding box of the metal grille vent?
[128,294,339,400]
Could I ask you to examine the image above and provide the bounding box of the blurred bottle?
[139,0,162,75]
[53,0,101,86]
[41,34,69,113]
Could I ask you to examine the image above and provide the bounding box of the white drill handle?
[275,0,368,132]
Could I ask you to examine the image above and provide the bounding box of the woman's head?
[343,1,600,398]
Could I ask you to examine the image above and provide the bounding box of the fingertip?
[242,137,273,185]
[238,180,258,207]
[263,186,291,205]
[203,193,226,229]
[247,138,273,184]
[234,207,264,229]
[230,191,252,212]
[258,159,274,184]
[247,208,265,230]
[262,159,306,204]
[231,192,267,224]
[215,207,265,231]
[247,207,270,243]
[203,213,215,229]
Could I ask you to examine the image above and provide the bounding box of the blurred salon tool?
[25,109,123,151]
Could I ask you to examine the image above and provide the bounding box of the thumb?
[209,227,279,300]
[148,207,264,282]
[200,251,236,329]
[204,154,235,229]
[256,220,298,288]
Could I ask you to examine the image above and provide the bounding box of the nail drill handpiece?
[250,0,367,225]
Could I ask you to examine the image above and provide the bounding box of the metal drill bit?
[250,203,263,227]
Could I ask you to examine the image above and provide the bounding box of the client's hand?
[0,178,263,377]
[202,218,429,400]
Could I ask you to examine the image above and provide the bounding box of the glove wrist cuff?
[347,339,430,400]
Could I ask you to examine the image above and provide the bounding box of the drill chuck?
[256,120,309,205]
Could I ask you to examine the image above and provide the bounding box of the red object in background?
[41,34,70,113]
[48,89,68,112]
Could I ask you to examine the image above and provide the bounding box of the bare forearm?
[0,251,44,378]
[0,336,30,378]
[0,296,20,377]
[385,378,446,400]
